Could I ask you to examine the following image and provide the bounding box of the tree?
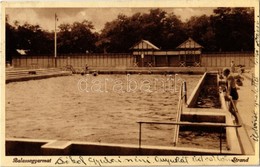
[58,20,98,53]
[5,15,17,63]
[98,8,187,52]
[211,7,254,51]
[185,15,216,51]
[6,7,254,57]
[160,13,187,50]
[57,23,73,53]
[12,22,53,54]
[98,13,137,53]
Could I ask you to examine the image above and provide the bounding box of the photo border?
[1,0,259,166]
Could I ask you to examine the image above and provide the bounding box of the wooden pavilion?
[131,38,203,67]
[130,39,160,67]
[176,37,203,67]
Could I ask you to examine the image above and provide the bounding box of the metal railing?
[172,81,186,145]
[137,121,241,154]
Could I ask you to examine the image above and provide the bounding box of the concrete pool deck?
[5,138,241,155]
[5,68,72,83]
[235,71,257,154]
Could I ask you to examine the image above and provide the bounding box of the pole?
[141,53,144,67]
[139,123,142,149]
[219,127,222,154]
[183,81,187,104]
[54,13,57,67]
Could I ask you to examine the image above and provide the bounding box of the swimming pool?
[6,74,218,148]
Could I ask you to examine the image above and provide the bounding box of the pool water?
[5,74,225,149]
[178,130,227,150]
[195,74,221,108]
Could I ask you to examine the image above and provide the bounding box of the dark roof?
[130,40,160,50]
[176,38,203,49]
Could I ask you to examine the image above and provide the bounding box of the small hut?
[130,39,160,67]
[176,38,203,67]
[130,38,203,67]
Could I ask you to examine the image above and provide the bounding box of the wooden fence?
[11,52,255,68]
[201,52,254,68]
[12,53,134,68]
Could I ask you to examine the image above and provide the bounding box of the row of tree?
[6,7,254,62]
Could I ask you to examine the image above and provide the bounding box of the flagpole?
[54,13,57,67]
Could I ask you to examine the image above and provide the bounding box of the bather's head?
[223,68,230,77]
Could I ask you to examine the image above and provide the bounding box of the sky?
[6,8,215,33]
